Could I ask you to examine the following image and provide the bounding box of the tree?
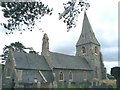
[59,0,90,31]
[29,50,38,54]
[0,41,37,61]
[107,73,115,80]
[0,0,89,34]
[0,42,26,60]
[0,1,53,34]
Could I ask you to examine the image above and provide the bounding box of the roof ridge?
[50,52,75,57]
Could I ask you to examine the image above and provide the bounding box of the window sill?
[95,53,98,55]
[59,80,64,82]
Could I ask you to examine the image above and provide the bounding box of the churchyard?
[33,80,116,88]
[0,64,117,88]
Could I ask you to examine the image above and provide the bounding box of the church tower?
[76,12,106,80]
[41,33,54,69]
[41,33,50,56]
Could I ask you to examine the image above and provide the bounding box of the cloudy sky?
[0,0,119,73]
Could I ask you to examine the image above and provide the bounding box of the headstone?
[85,80,91,88]
[68,81,71,88]
[11,79,15,90]
[49,82,53,88]
[53,81,57,88]
[37,82,41,88]
[111,67,120,88]
[64,81,67,88]
[92,82,97,88]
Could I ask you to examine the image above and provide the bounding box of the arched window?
[82,47,86,53]
[95,47,98,54]
[69,71,73,81]
[59,72,64,81]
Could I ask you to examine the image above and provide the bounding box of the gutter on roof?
[53,67,93,71]
[15,67,52,71]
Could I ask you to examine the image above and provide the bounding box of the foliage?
[29,50,38,54]
[59,0,90,31]
[107,73,115,80]
[0,0,90,33]
[0,42,26,60]
[101,79,116,88]
[0,1,53,34]
[0,42,37,61]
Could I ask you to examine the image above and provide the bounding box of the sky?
[0,0,119,74]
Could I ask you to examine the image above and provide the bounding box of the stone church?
[2,12,106,88]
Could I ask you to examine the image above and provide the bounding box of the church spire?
[76,12,100,46]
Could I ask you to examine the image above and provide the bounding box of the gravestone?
[64,81,67,88]
[68,81,71,88]
[11,79,15,90]
[37,82,41,88]
[53,81,57,88]
[111,67,120,88]
[49,82,53,89]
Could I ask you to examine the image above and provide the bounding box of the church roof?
[76,12,100,46]
[12,51,92,71]
[13,52,51,70]
[50,52,92,70]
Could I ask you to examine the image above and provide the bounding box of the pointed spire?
[76,12,100,46]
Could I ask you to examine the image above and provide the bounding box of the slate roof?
[13,52,51,70]
[50,52,92,70]
[76,12,100,46]
[13,51,92,71]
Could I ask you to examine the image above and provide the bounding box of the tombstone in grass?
[49,82,53,89]
[82,79,90,88]
[92,82,97,88]
[53,81,57,88]
[85,80,91,88]
[64,81,68,88]
[37,82,41,88]
[111,67,120,88]
[11,79,15,90]
[68,81,71,88]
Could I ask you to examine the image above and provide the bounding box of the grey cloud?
[50,36,118,62]
[51,42,75,55]
[98,37,118,48]
[102,51,118,61]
